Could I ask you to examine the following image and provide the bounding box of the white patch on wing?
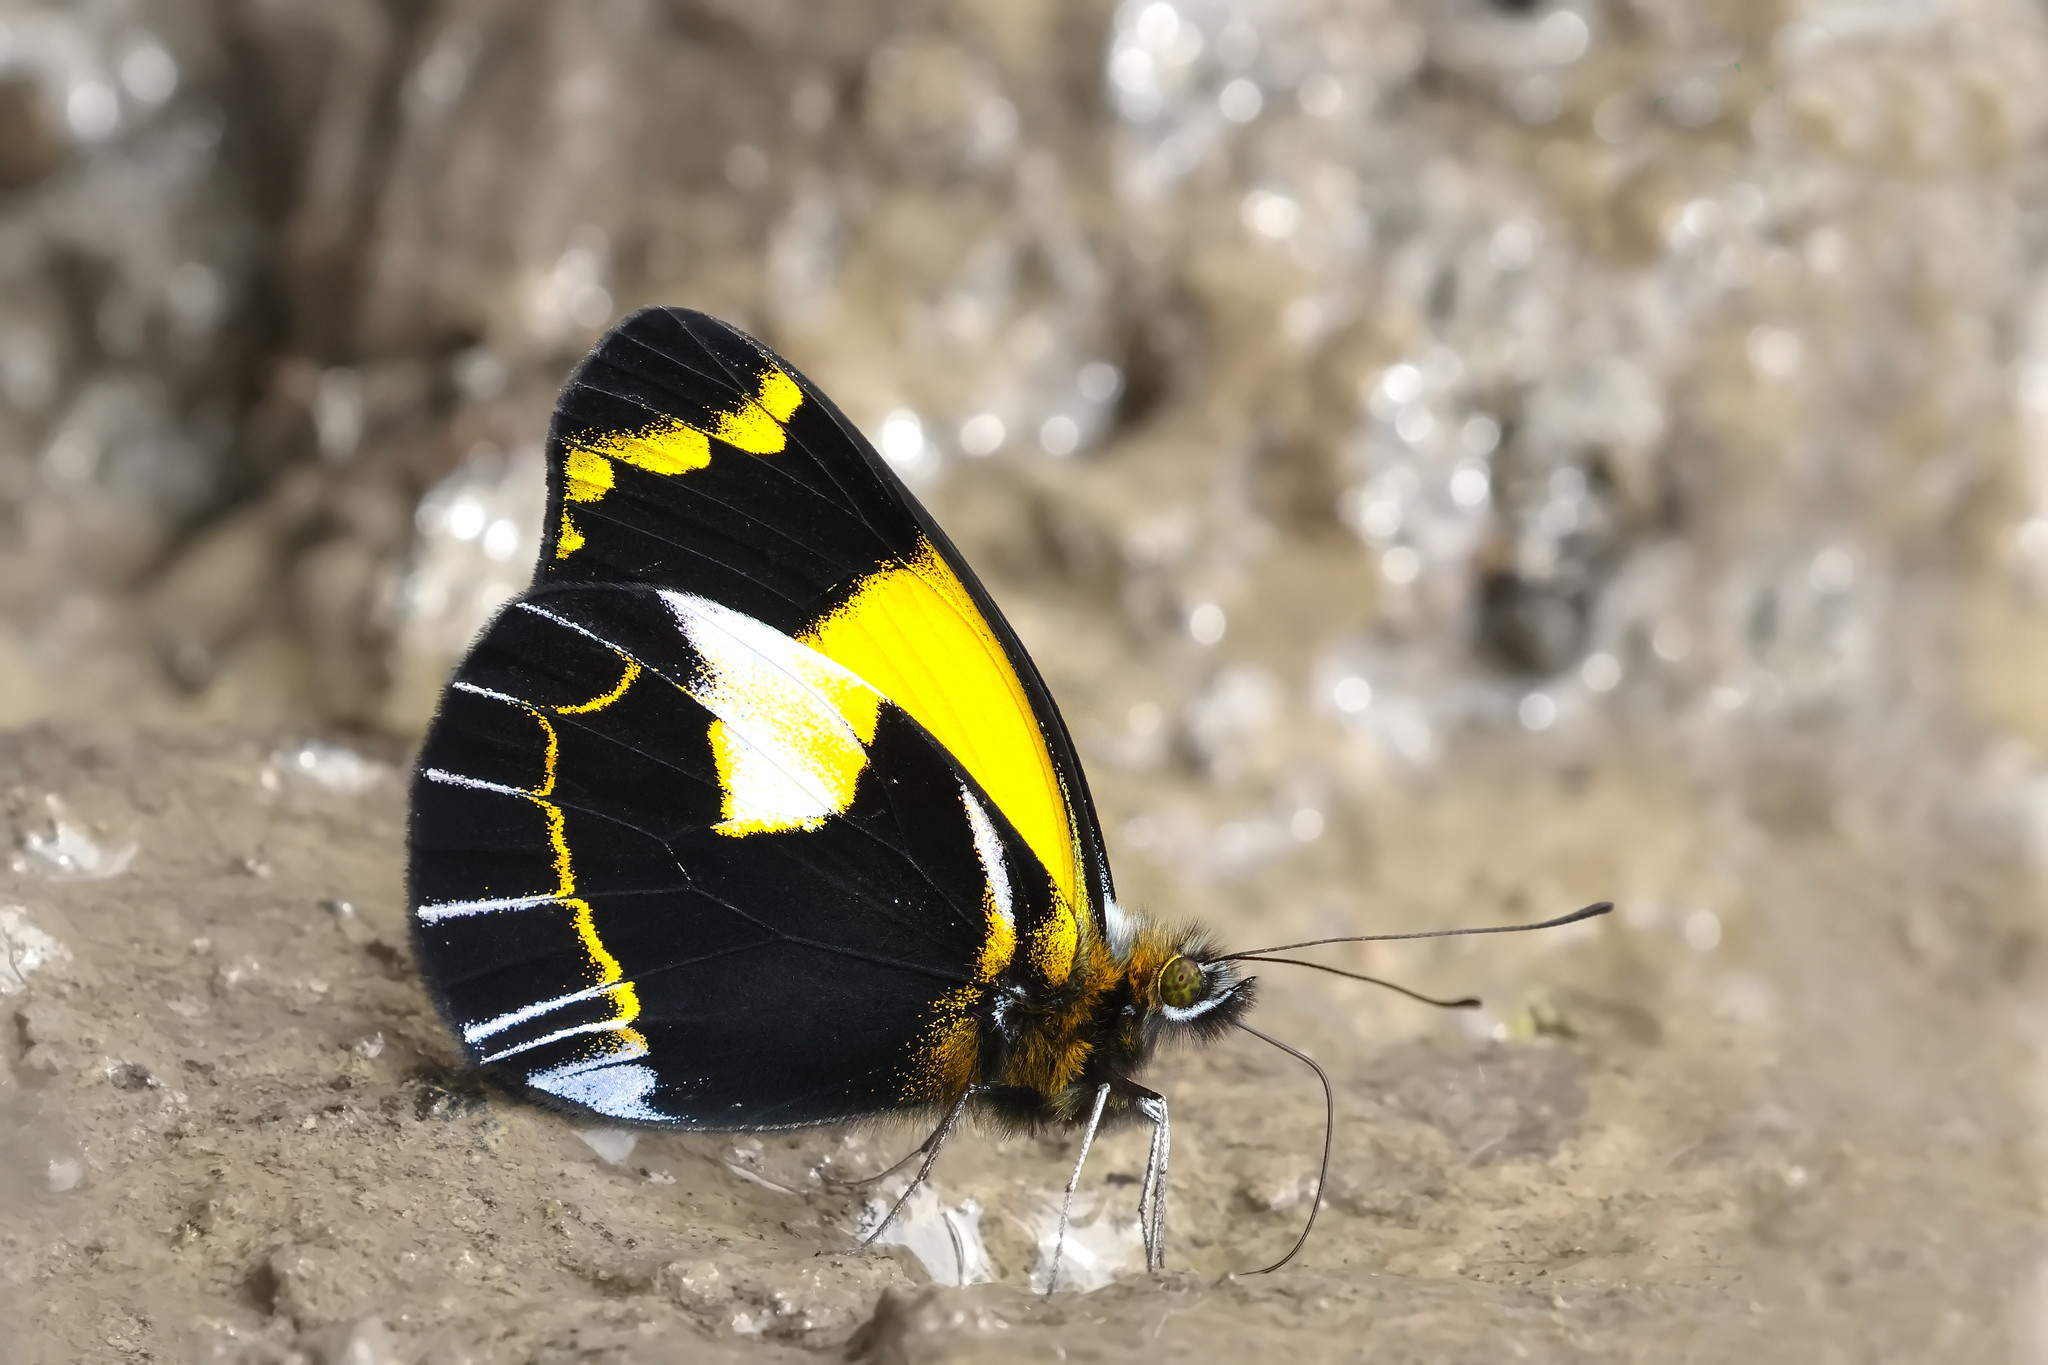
[960,785,1013,930]
[528,1044,665,1122]
[660,591,883,836]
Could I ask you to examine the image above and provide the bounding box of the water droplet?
[1683,908,1722,953]
[66,80,119,141]
[1580,652,1622,693]
[960,413,1006,456]
[879,410,925,466]
[1461,414,1502,458]
[1218,78,1263,124]
[1380,363,1423,405]
[1298,73,1343,118]
[1078,362,1123,404]
[1242,190,1301,239]
[1039,414,1080,456]
[119,44,178,106]
[1450,464,1491,509]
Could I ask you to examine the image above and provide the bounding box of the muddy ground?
[0,701,2036,1362]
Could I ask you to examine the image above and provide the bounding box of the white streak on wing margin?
[480,1017,629,1064]
[417,894,558,923]
[451,679,520,704]
[959,786,1013,931]
[464,982,624,1043]
[415,766,559,922]
[422,767,525,798]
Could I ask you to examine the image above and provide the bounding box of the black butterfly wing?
[541,308,1113,925]
[409,584,1049,1125]
[406,308,1111,1127]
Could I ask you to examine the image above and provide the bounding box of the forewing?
[539,308,1112,938]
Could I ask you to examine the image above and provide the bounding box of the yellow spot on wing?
[577,417,712,476]
[1028,909,1077,987]
[901,804,1025,1102]
[565,897,623,985]
[803,540,1082,943]
[977,886,1016,981]
[759,368,804,421]
[563,447,614,502]
[555,512,585,559]
[552,366,802,559]
[713,368,804,453]
[901,985,982,1102]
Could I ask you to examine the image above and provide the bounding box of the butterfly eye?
[1157,955,1203,1010]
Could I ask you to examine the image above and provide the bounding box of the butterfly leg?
[1045,1081,1112,1295]
[854,1087,972,1251]
[826,1109,960,1192]
[1130,1086,1170,1273]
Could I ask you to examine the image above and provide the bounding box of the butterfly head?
[1134,927,1255,1042]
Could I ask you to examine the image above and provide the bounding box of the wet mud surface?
[0,720,2035,1363]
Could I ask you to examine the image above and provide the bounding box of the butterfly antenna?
[1214,900,1612,962]
[1226,956,1481,1009]
[1232,1021,1334,1277]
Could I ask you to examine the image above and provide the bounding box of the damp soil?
[0,718,2036,1364]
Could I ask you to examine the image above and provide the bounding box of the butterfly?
[406,307,1610,1285]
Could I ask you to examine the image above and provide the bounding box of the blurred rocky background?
[2,0,2040,757]
[6,0,2048,1359]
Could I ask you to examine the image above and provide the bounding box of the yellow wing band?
[554,365,803,560]
[496,698,644,1050]
[713,367,803,453]
[556,656,641,715]
[803,539,1083,984]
